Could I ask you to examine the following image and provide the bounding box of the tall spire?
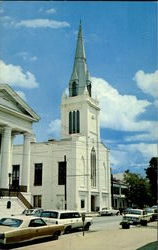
[69,22,91,97]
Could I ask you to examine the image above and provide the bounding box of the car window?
[73,213,80,218]
[0,218,22,228]
[29,219,46,227]
[41,211,58,219]
[50,212,58,218]
[33,210,43,216]
[60,213,69,219]
[130,210,141,215]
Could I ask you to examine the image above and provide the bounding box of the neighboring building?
[112,173,128,209]
[1,23,112,213]
[0,84,39,193]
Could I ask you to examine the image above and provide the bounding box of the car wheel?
[52,231,59,240]
[64,226,72,234]
[84,223,90,231]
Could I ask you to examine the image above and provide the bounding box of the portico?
[0,84,40,192]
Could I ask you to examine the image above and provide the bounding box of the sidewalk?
[16,222,157,250]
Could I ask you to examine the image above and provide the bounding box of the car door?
[73,212,82,228]
[28,218,52,239]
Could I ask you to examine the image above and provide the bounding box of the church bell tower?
[61,22,100,142]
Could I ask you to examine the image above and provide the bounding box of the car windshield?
[22,209,34,215]
[41,211,58,218]
[128,210,142,215]
[145,208,153,213]
[0,218,23,228]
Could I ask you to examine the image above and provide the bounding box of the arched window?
[69,112,72,134]
[72,81,77,97]
[77,110,80,133]
[69,110,80,134]
[73,111,76,133]
[87,84,91,97]
[91,147,96,187]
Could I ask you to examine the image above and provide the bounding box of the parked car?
[121,209,152,225]
[0,216,64,246]
[99,208,120,216]
[39,210,93,234]
[21,208,44,216]
[144,207,158,221]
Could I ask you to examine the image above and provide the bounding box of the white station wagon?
[39,210,93,234]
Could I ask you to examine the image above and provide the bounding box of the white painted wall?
[0,197,26,218]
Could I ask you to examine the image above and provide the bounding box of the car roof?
[41,210,80,213]
[1,216,43,221]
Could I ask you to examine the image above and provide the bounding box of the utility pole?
[64,155,67,210]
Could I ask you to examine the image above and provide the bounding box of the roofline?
[0,84,40,121]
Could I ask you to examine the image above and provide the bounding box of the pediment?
[0,84,40,121]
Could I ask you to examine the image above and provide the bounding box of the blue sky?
[0,1,157,175]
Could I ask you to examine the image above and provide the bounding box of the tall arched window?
[69,111,72,134]
[87,84,91,97]
[91,147,96,187]
[77,110,80,133]
[69,110,80,134]
[72,81,77,96]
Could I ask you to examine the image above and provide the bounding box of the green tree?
[124,170,152,208]
[145,157,158,205]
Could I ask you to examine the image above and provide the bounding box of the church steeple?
[69,22,91,97]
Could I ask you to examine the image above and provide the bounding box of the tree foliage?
[123,170,152,208]
[145,157,158,205]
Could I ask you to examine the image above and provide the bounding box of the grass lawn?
[136,241,158,250]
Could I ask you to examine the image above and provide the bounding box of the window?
[69,112,72,134]
[58,162,66,185]
[87,84,91,97]
[34,163,42,186]
[12,165,20,190]
[33,195,42,208]
[77,110,80,133]
[81,200,85,209]
[69,110,80,134]
[29,219,46,227]
[91,148,96,187]
[72,81,77,96]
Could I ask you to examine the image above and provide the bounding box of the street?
[5,215,157,250]
[91,215,122,231]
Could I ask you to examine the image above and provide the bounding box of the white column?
[22,132,32,192]
[0,126,12,189]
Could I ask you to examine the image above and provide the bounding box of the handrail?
[0,188,33,209]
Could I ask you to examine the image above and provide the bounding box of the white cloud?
[0,60,39,88]
[118,143,157,159]
[49,119,61,138]
[46,8,56,14]
[125,124,158,142]
[134,70,158,98]
[16,52,37,62]
[92,76,153,132]
[16,90,26,101]
[16,19,70,29]
[111,143,157,173]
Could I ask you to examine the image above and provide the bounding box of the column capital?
[3,126,12,134]
[23,132,33,139]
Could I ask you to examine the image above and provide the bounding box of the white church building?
[0,23,111,213]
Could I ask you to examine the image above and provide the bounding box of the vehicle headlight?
[0,233,4,239]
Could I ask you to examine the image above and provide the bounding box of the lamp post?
[8,173,12,197]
